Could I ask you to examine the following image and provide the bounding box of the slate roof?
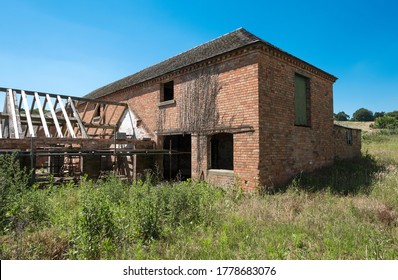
[85,28,335,99]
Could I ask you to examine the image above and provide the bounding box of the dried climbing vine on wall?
[156,69,222,134]
[156,69,230,174]
[179,69,221,174]
[178,70,221,134]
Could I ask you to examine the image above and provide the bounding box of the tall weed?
[0,154,50,233]
[70,179,119,259]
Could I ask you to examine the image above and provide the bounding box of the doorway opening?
[163,134,191,180]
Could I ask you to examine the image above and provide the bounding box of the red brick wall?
[215,53,260,189]
[258,51,335,186]
[333,125,362,160]
[98,85,159,140]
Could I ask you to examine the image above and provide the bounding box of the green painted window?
[294,74,310,126]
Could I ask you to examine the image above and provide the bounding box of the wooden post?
[169,139,172,180]
[30,137,36,185]
[133,144,137,180]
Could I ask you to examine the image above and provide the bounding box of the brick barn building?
[84,28,361,189]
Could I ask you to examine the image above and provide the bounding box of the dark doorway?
[163,134,191,180]
[211,133,233,170]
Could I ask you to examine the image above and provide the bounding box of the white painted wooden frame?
[68,97,88,138]
[7,89,20,138]
[57,95,76,138]
[46,94,63,137]
[21,90,35,137]
[34,92,51,137]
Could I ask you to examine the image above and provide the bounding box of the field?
[1,127,397,259]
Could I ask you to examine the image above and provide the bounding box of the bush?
[373,116,398,129]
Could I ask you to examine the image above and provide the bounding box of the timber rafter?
[0,87,128,140]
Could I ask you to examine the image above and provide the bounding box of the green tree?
[334,111,350,121]
[352,108,374,122]
[374,111,385,118]
[385,110,398,120]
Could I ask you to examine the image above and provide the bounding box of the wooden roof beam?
[7,89,22,139]
[57,95,76,138]
[68,97,89,138]
[21,90,35,137]
[46,94,63,137]
[34,92,51,137]
[0,87,127,107]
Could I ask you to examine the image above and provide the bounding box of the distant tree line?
[334,108,398,129]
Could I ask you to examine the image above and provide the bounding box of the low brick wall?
[207,169,234,187]
[333,125,362,160]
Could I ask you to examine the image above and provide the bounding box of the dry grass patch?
[0,227,69,259]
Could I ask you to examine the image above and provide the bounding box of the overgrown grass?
[1,132,398,259]
[362,130,398,164]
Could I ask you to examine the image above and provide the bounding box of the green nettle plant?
[0,153,39,233]
[71,181,119,260]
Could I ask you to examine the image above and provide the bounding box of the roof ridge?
[129,27,259,77]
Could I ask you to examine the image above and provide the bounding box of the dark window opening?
[94,105,101,117]
[346,130,353,145]
[93,104,102,122]
[163,134,191,180]
[294,74,311,126]
[161,81,174,102]
[211,133,233,170]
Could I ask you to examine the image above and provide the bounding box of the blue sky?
[1,0,397,117]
